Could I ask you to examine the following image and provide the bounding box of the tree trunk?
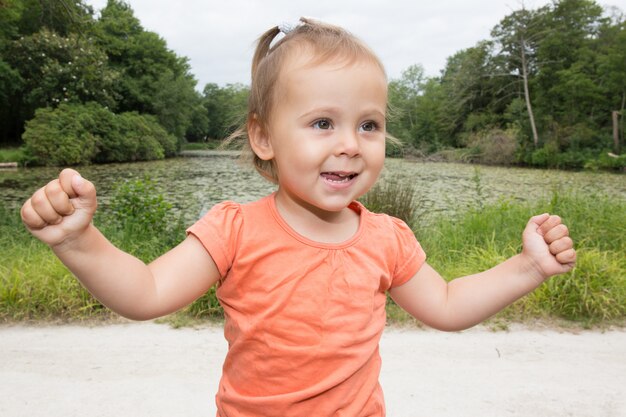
[520,38,539,148]
[613,110,621,154]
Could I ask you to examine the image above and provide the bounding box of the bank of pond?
[0,155,624,326]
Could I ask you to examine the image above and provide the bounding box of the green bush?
[0,146,29,165]
[23,103,99,165]
[22,102,178,165]
[465,128,518,165]
[107,177,173,235]
[123,112,178,158]
[584,152,626,171]
[529,143,558,167]
[524,140,619,170]
[100,178,218,320]
[554,149,595,169]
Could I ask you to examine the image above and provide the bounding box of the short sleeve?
[389,217,426,288]
[186,201,243,278]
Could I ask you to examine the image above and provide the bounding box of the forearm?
[442,254,543,330]
[52,224,159,320]
[391,214,575,332]
[391,255,545,332]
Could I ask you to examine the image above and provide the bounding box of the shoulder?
[357,203,426,285]
[200,195,271,222]
[186,197,272,277]
[194,201,244,230]
[189,196,276,242]
[356,202,415,240]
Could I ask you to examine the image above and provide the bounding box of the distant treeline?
[0,0,624,169]
[386,0,626,170]
[0,0,247,164]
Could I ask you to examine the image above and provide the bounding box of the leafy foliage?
[92,0,203,141]
[108,177,173,235]
[0,0,625,170]
[202,83,249,141]
[22,103,99,165]
[22,102,177,165]
[0,0,205,149]
[387,0,625,169]
[7,28,119,114]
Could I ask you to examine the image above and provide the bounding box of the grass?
[1,179,624,327]
[359,176,424,229]
[0,205,108,321]
[0,179,188,322]
[0,146,27,164]
[408,191,625,326]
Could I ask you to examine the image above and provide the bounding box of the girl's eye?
[360,121,378,132]
[312,119,332,130]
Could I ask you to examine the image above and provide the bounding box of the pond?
[1,153,624,224]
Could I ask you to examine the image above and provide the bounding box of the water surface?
[1,154,623,224]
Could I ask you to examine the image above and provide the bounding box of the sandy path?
[1,322,624,417]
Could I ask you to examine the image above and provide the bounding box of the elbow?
[420,314,481,332]
[104,304,163,322]
[121,312,156,321]
[118,309,164,321]
[431,322,476,332]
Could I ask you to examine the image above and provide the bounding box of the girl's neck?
[274,191,360,244]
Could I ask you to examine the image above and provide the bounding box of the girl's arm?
[389,214,576,331]
[21,169,220,320]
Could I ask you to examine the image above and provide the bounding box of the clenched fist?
[21,168,98,248]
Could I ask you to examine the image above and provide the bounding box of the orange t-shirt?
[187,194,426,416]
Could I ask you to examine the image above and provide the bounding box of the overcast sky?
[84,0,626,90]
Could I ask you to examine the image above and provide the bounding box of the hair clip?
[278,22,295,35]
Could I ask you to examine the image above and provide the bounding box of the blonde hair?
[229,17,388,183]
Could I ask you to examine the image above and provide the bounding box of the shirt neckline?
[267,192,366,250]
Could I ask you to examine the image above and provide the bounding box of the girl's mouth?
[320,172,358,183]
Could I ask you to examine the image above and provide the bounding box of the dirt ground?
[1,321,624,417]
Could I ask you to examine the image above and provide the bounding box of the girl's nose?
[335,130,360,157]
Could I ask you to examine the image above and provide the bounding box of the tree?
[6,29,119,118]
[0,0,99,143]
[202,83,249,140]
[0,0,23,44]
[596,11,626,153]
[491,6,547,147]
[152,68,204,142]
[533,0,605,126]
[93,0,202,140]
[438,42,498,144]
[387,64,426,141]
[13,0,94,37]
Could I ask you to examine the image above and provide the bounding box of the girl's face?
[260,54,387,217]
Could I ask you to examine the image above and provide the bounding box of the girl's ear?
[248,115,274,161]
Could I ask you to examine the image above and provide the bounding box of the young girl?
[21,18,575,417]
